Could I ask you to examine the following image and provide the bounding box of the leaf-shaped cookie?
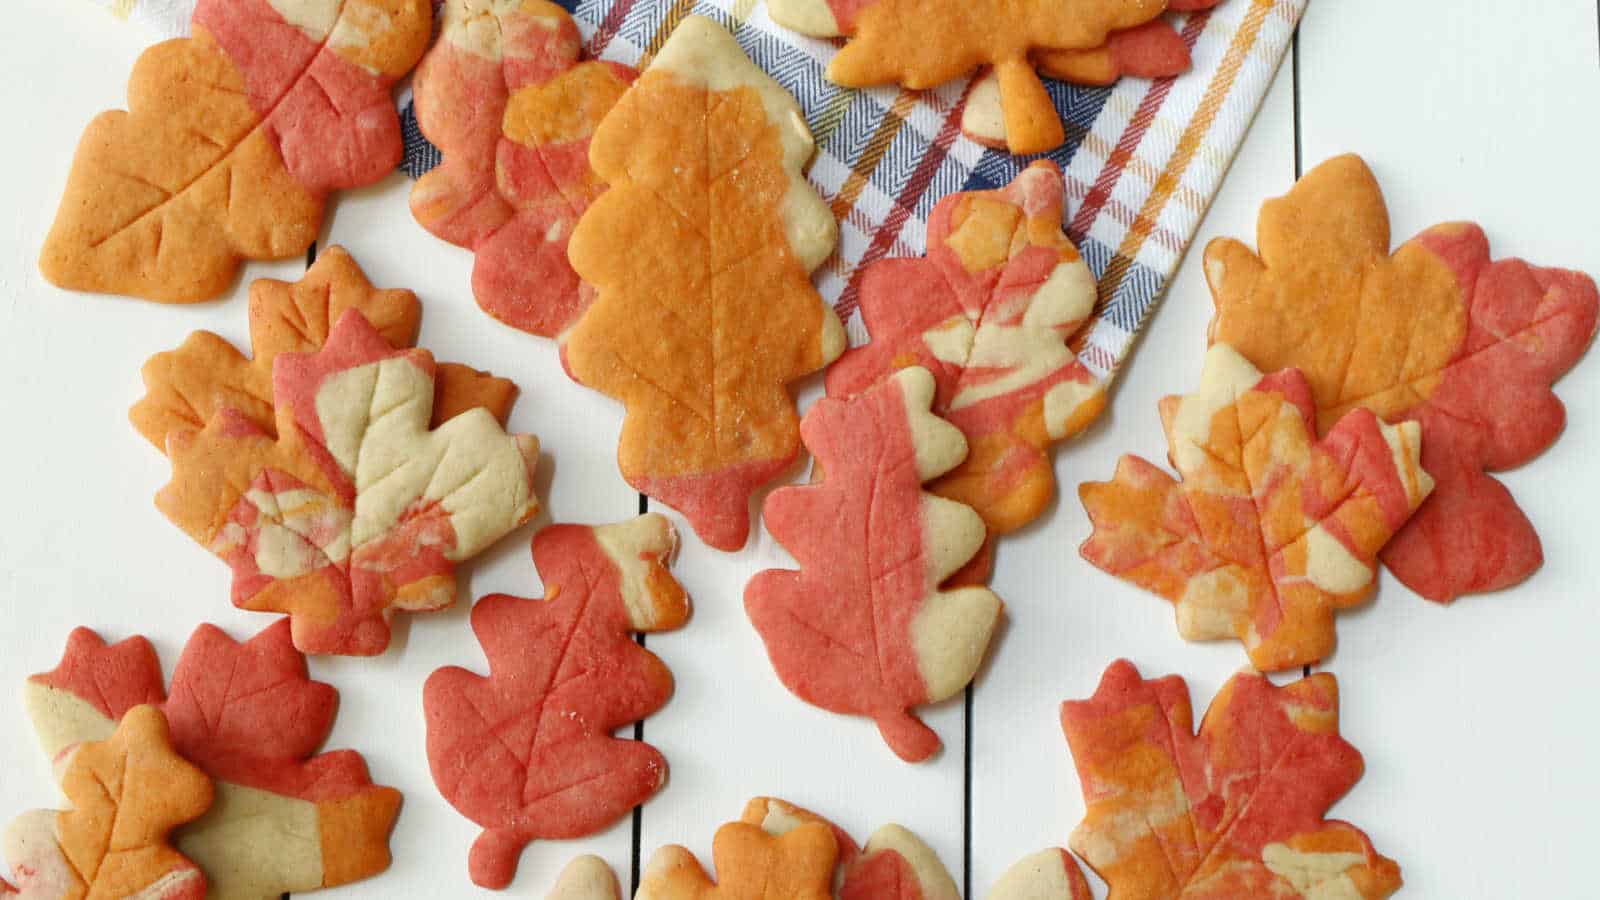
[769,0,1168,154]
[826,161,1105,537]
[565,15,845,551]
[3,705,212,900]
[411,0,635,339]
[1062,660,1403,899]
[40,0,433,302]
[960,1,1222,148]
[21,622,403,900]
[424,516,690,889]
[637,819,838,900]
[132,245,516,454]
[1080,345,1434,671]
[747,367,1003,762]
[1206,154,1600,602]
[157,310,541,655]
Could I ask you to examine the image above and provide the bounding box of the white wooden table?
[2,1,1597,897]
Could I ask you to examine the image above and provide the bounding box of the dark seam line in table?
[963,683,973,898]
[307,240,318,269]
[1292,27,1303,181]
[1294,25,1311,682]
[630,491,648,896]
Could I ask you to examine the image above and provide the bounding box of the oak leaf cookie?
[826,161,1105,539]
[424,516,690,889]
[3,705,212,900]
[411,0,635,338]
[564,15,844,551]
[769,0,1170,154]
[1080,345,1433,671]
[132,245,516,454]
[40,0,433,302]
[746,368,1003,762]
[157,310,541,655]
[1062,660,1402,899]
[1206,154,1600,601]
[961,1,1224,149]
[21,622,402,899]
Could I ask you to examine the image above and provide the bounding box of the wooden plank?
[1297,1,1600,897]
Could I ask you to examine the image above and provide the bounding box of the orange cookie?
[637,817,837,900]
[1206,154,1599,601]
[769,0,1170,154]
[41,0,433,302]
[961,1,1225,149]
[2,706,212,899]
[565,15,843,551]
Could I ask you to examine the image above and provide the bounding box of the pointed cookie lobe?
[1206,153,1599,601]
[565,15,843,551]
[747,367,1003,761]
[1080,344,1433,670]
[424,516,690,889]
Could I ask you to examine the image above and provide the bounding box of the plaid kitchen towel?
[87,0,1305,381]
